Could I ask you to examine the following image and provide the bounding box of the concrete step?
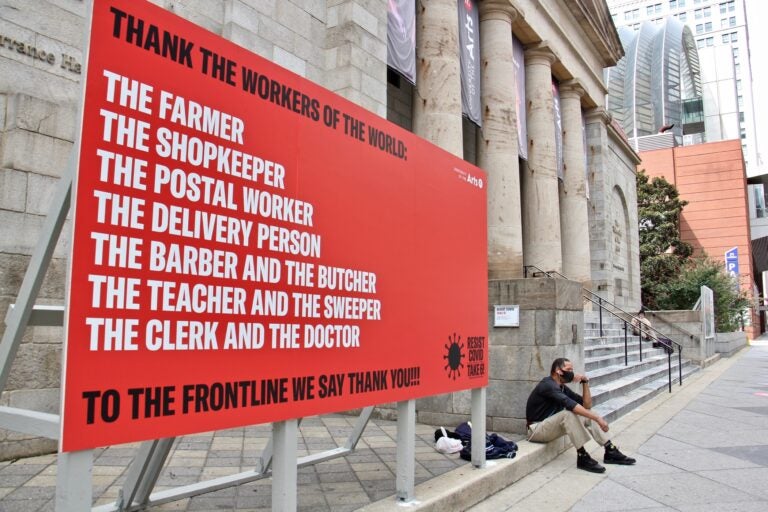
[584,338,643,355]
[593,364,700,423]
[585,345,671,371]
[587,353,682,387]
[589,358,696,407]
[585,328,631,339]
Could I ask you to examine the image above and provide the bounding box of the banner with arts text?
[61,0,488,452]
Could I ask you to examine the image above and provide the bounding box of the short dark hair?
[550,358,570,374]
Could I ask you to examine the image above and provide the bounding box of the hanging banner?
[553,80,563,181]
[61,0,488,452]
[387,0,416,84]
[458,0,481,126]
[582,111,590,199]
[513,36,527,159]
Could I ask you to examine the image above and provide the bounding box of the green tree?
[656,257,751,331]
[636,170,692,309]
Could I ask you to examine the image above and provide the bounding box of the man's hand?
[575,373,590,384]
[597,416,609,432]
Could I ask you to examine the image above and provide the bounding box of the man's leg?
[528,411,591,450]
[581,417,636,465]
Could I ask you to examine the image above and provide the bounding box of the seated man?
[525,358,636,473]
[631,311,652,340]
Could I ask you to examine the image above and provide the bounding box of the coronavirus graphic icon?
[444,333,465,380]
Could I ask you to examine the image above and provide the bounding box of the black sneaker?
[604,445,636,465]
[577,453,606,473]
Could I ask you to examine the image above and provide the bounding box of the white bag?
[434,427,463,454]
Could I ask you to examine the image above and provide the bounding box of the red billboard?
[62,0,488,452]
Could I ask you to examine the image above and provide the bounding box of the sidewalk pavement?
[469,338,768,512]
[1,340,763,512]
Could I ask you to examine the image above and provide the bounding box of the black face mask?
[560,370,574,383]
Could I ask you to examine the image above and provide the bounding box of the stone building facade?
[0,0,640,458]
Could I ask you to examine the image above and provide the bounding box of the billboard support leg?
[118,438,175,510]
[272,419,298,512]
[395,399,415,502]
[56,450,92,511]
[0,154,73,393]
[344,406,374,450]
[471,387,487,468]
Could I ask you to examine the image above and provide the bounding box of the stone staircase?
[584,311,699,423]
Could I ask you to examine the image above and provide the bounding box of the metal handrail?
[524,265,683,391]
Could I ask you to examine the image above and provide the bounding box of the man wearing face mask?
[525,357,636,473]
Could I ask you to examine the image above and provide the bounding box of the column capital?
[584,107,612,125]
[479,0,521,23]
[559,79,586,101]
[524,42,557,66]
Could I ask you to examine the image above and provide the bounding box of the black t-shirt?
[525,376,584,423]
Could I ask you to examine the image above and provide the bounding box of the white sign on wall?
[494,305,520,327]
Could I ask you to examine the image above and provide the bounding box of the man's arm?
[572,403,609,432]
[576,374,592,409]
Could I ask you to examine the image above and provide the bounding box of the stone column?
[413,0,463,157]
[523,44,562,273]
[559,80,591,285]
[478,1,523,279]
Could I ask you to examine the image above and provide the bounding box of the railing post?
[678,348,683,386]
[668,351,672,393]
[598,298,603,337]
[623,321,628,366]
[639,327,643,362]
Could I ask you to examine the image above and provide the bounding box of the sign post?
[725,246,739,278]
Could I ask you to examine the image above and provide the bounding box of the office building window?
[735,63,740,74]
[706,36,714,46]
[670,0,677,8]
[729,16,736,26]
[731,31,738,42]
[720,0,735,13]
[736,79,742,92]
[695,8,704,18]
[705,21,712,31]
[696,23,703,33]
[732,47,739,57]
[697,39,705,48]
[753,185,766,218]
[739,112,745,122]
[738,95,744,109]
[722,33,730,43]
[679,11,688,21]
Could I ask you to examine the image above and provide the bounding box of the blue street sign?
[725,247,739,277]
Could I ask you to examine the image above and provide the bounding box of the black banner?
[387,0,416,84]
[458,0,481,126]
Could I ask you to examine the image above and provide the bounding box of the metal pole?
[471,387,486,469]
[639,326,643,362]
[272,419,298,512]
[598,298,603,337]
[678,349,683,386]
[56,450,93,511]
[396,399,415,502]
[668,351,672,393]
[623,321,628,366]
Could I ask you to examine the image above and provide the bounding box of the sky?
[745,0,767,173]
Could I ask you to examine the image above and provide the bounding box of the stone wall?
[586,117,642,311]
[715,331,748,356]
[0,0,388,461]
[376,278,585,435]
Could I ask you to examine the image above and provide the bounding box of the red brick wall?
[639,140,757,337]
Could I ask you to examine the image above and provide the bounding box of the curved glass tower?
[606,18,702,145]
